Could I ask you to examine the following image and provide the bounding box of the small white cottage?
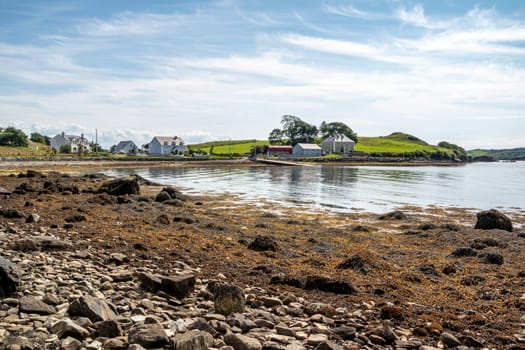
[321,134,355,155]
[292,143,322,157]
[50,132,91,153]
[148,136,187,155]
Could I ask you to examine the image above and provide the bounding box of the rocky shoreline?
[1,170,524,350]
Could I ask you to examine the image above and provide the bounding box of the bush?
[0,127,29,147]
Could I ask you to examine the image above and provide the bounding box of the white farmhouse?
[292,143,322,157]
[50,132,91,153]
[113,140,139,155]
[321,134,355,155]
[148,136,187,155]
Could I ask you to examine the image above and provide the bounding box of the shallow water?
[102,161,525,213]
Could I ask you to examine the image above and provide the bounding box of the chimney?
[61,132,65,137]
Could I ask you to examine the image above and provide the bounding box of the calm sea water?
[101,162,524,213]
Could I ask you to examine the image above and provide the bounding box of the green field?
[355,132,454,155]
[467,148,525,160]
[188,139,268,156]
[0,142,51,157]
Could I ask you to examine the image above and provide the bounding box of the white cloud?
[322,3,371,19]
[396,4,428,27]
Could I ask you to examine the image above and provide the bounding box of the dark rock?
[155,191,171,202]
[207,282,245,315]
[269,274,303,288]
[0,255,19,297]
[449,247,477,258]
[332,326,356,340]
[442,264,457,275]
[19,297,56,315]
[248,235,278,252]
[50,318,90,339]
[173,215,195,224]
[128,324,169,348]
[68,295,117,322]
[116,196,131,204]
[378,210,407,220]
[352,225,370,232]
[95,319,123,338]
[369,324,396,345]
[25,170,45,178]
[171,330,213,350]
[10,236,71,252]
[14,182,35,193]
[99,177,140,196]
[160,273,196,299]
[109,252,129,265]
[419,264,440,277]
[314,342,341,350]
[380,305,404,320]
[164,199,184,207]
[461,275,485,286]
[336,254,370,274]
[155,214,170,225]
[65,214,86,223]
[419,223,437,230]
[441,223,460,231]
[0,209,24,218]
[161,186,189,201]
[459,335,484,347]
[304,275,356,295]
[475,209,513,232]
[479,251,504,265]
[138,272,195,298]
[102,337,128,350]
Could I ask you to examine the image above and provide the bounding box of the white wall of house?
[148,137,187,155]
[50,132,91,153]
[320,135,355,154]
[114,141,138,154]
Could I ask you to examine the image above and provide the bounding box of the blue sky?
[1,0,524,149]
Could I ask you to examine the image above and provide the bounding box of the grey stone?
[440,332,462,348]
[208,282,246,316]
[314,342,341,350]
[25,213,40,223]
[161,273,196,299]
[171,330,214,350]
[61,336,82,350]
[224,333,262,350]
[50,318,90,340]
[128,323,169,348]
[69,295,117,322]
[102,336,128,350]
[19,296,56,315]
[227,313,257,333]
[95,319,123,338]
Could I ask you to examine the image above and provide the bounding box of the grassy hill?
[188,139,268,156]
[355,132,456,158]
[467,148,525,160]
[0,141,51,157]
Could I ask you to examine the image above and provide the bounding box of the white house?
[321,134,355,155]
[50,132,91,153]
[113,140,138,155]
[148,136,187,155]
[293,143,322,157]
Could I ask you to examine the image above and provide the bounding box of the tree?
[59,144,71,154]
[438,141,467,160]
[268,128,284,144]
[320,121,358,143]
[280,115,318,145]
[30,132,50,145]
[0,127,29,147]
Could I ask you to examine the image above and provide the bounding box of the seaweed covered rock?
[475,209,513,232]
[207,282,245,315]
[378,210,407,220]
[0,256,19,297]
[248,235,278,252]
[98,177,140,196]
[155,187,188,202]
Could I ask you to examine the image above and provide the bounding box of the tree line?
[268,115,358,146]
[0,127,51,147]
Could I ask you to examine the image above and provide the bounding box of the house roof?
[114,140,137,152]
[153,136,184,145]
[295,143,321,150]
[322,134,355,143]
[267,145,293,150]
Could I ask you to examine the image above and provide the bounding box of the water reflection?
[101,162,525,212]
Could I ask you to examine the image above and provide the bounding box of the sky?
[1,0,524,149]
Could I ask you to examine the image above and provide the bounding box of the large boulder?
[0,256,19,297]
[98,177,140,196]
[128,324,169,348]
[138,272,196,299]
[207,282,246,315]
[248,235,278,252]
[68,295,117,322]
[475,209,513,232]
[304,276,356,295]
[171,330,213,350]
[19,296,56,315]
